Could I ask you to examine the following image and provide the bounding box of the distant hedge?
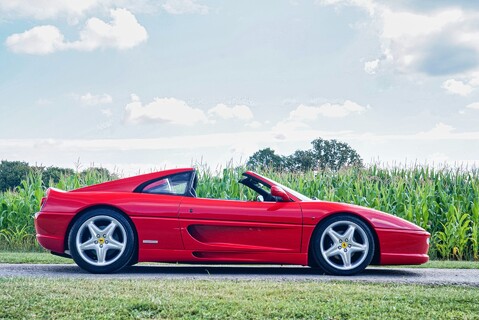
[0,160,114,192]
[0,161,31,192]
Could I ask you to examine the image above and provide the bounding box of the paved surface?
[1,263,479,286]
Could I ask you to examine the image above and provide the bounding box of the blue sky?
[1,0,479,174]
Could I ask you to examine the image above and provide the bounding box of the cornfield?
[1,164,478,260]
[0,169,113,251]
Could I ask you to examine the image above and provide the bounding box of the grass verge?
[0,251,73,264]
[1,278,478,319]
[392,260,479,269]
[1,251,479,269]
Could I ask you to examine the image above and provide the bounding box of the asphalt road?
[1,263,479,286]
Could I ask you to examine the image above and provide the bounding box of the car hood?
[300,200,427,232]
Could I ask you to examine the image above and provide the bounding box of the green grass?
[395,260,479,269]
[0,251,73,264]
[1,251,479,270]
[0,278,478,319]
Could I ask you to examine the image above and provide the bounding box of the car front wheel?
[68,209,135,273]
[311,214,374,276]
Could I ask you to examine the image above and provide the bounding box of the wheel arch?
[307,211,380,267]
[64,204,139,264]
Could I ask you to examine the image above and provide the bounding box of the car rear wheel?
[311,214,374,276]
[68,209,135,273]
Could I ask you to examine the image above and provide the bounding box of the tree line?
[0,160,115,192]
[1,137,361,191]
[246,137,363,172]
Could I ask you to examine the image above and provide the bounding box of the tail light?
[40,197,47,208]
[40,188,51,210]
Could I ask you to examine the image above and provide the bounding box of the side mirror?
[271,186,290,202]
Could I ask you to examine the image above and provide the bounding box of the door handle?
[189,208,193,213]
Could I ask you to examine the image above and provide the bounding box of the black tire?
[311,214,374,276]
[68,209,135,274]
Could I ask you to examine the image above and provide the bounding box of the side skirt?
[138,249,309,266]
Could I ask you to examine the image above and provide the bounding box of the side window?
[143,172,191,195]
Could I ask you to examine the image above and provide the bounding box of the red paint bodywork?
[35,168,429,266]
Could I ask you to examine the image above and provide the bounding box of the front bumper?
[376,228,430,265]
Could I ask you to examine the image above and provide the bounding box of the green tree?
[246,138,363,172]
[42,167,75,185]
[246,148,284,170]
[311,138,362,171]
[0,160,31,191]
[284,150,316,172]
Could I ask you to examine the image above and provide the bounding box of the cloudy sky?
[1,0,479,175]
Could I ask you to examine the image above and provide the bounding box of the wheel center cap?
[98,238,105,245]
[341,242,347,249]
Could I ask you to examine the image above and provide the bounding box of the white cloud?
[290,100,367,120]
[162,0,208,15]
[378,8,466,75]
[442,79,473,96]
[470,75,479,87]
[80,93,113,106]
[380,9,462,40]
[466,102,479,110]
[208,104,254,121]
[379,8,475,75]
[271,100,368,139]
[69,8,148,51]
[124,95,208,125]
[5,25,65,54]
[5,9,147,54]
[364,59,379,74]
[0,0,100,20]
[316,0,376,15]
[320,1,479,78]
[289,105,321,121]
[416,122,455,139]
[125,99,255,126]
[0,0,157,20]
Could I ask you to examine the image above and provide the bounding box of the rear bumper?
[376,228,430,265]
[34,211,75,254]
[36,234,64,253]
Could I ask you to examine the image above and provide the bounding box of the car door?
[178,197,303,253]
[126,171,193,252]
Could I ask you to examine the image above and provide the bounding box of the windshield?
[252,172,311,201]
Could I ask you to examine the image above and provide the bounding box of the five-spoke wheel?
[311,214,374,275]
[68,209,135,273]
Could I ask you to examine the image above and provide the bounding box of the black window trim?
[239,173,280,202]
[134,170,196,197]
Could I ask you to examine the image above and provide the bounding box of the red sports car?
[35,168,429,275]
